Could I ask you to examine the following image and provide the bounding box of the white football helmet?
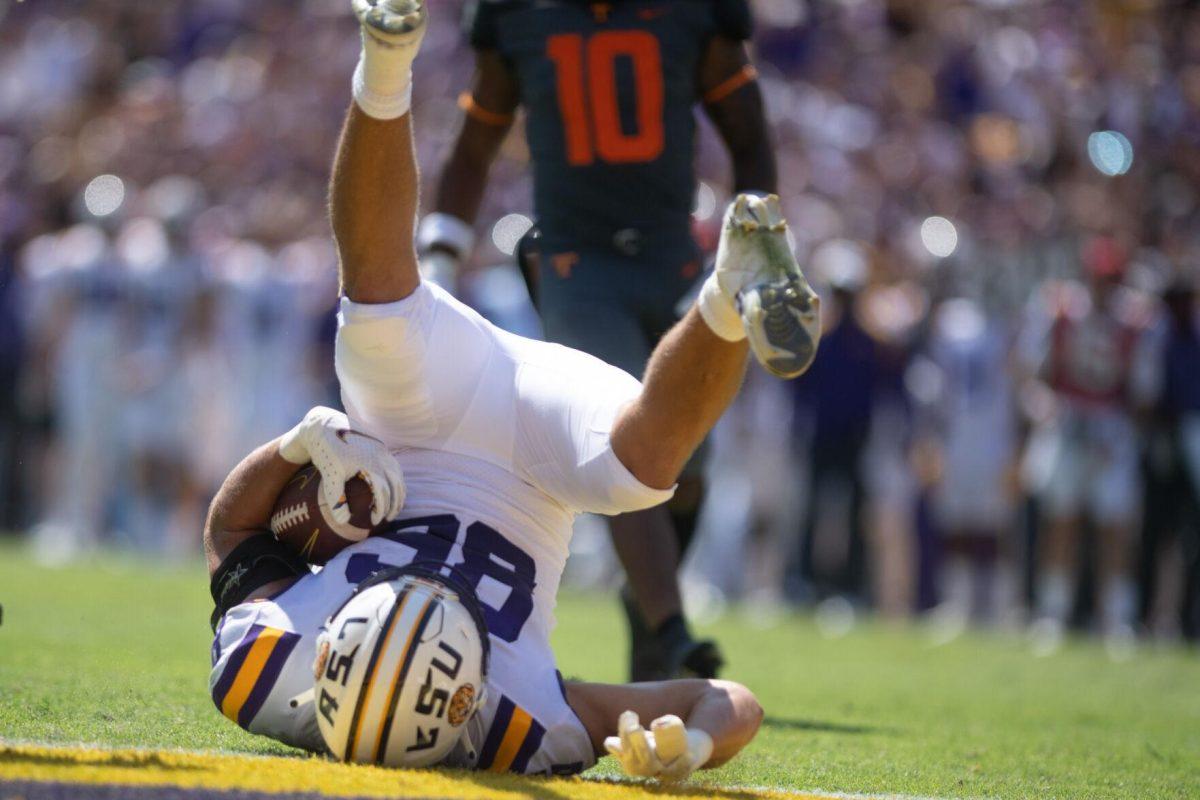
[313,565,489,767]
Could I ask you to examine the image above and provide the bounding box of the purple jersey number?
[344,515,537,643]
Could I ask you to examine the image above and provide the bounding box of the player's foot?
[353,0,427,48]
[350,0,427,119]
[622,587,669,681]
[622,589,726,682]
[668,639,725,680]
[715,194,821,379]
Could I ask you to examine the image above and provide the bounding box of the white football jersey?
[211,280,674,774]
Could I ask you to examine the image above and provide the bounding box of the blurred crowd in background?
[1,0,1198,650]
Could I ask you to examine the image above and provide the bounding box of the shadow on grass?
[762,716,892,735]
[0,748,205,772]
[460,771,775,800]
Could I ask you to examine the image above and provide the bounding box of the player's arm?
[203,438,300,575]
[203,438,308,630]
[330,1,428,304]
[699,37,777,194]
[419,50,520,278]
[566,679,763,778]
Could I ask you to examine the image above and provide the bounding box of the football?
[270,464,376,564]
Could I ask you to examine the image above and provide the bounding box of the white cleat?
[714,194,821,378]
[352,0,427,48]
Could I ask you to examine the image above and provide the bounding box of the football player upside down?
[204,0,819,780]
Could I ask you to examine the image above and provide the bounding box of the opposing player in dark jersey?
[419,0,786,682]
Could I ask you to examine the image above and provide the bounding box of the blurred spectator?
[913,296,1020,630]
[0,235,23,532]
[788,243,877,607]
[860,277,923,618]
[1018,239,1152,649]
[687,367,802,613]
[1137,279,1200,641]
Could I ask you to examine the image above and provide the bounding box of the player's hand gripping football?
[278,406,405,527]
[604,711,714,783]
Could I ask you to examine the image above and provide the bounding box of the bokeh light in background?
[82,174,125,218]
[1087,131,1134,177]
[754,0,805,28]
[920,216,958,258]
[812,238,868,290]
[491,213,533,256]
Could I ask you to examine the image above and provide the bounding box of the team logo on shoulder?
[313,639,332,681]
[447,683,476,727]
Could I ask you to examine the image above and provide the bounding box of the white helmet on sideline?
[313,565,489,766]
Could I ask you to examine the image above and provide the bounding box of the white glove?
[277,406,406,527]
[604,711,714,783]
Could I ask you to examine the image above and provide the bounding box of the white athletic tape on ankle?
[697,274,746,342]
[353,60,413,120]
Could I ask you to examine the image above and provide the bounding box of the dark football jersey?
[466,0,752,252]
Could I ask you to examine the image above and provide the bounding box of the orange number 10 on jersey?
[546,31,665,166]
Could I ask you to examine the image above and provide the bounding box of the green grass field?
[1,540,1198,799]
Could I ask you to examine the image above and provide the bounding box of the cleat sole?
[740,278,820,379]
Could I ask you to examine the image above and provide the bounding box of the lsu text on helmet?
[313,565,489,766]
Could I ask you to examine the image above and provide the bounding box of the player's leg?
[612,195,818,491]
[1036,513,1080,624]
[1092,417,1140,639]
[1030,425,1083,645]
[330,0,427,304]
[1097,520,1135,635]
